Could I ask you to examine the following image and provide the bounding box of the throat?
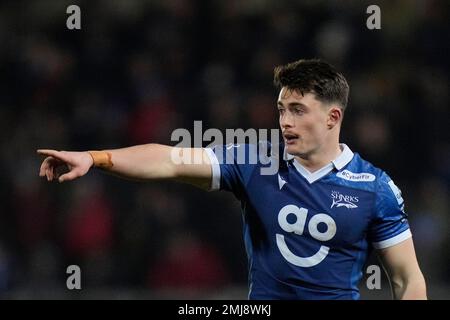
[295,145,342,173]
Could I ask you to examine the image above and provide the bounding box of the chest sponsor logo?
[277,205,336,267]
[336,170,375,182]
[331,190,359,209]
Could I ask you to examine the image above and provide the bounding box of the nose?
[280,111,294,129]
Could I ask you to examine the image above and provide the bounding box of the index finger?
[37,149,69,162]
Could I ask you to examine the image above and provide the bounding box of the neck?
[295,140,342,172]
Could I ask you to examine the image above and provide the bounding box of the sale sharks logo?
[330,190,359,209]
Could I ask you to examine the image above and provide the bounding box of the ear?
[327,106,343,129]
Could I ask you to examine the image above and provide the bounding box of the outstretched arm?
[37,144,213,190]
[377,238,427,300]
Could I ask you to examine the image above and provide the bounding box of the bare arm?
[37,144,213,190]
[377,238,427,300]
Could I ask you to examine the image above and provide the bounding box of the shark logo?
[331,191,359,209]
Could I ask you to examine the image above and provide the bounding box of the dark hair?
[273,59,349,110]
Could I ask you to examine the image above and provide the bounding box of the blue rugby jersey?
[204,142,410,300]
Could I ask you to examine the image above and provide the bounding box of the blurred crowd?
[0,0,448,299]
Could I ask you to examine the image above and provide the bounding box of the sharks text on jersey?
[330,190,359,209]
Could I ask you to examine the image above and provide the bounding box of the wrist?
[87,150,113,168]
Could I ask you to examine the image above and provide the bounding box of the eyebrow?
[277,101,308,108]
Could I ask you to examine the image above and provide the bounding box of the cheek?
[301,117,327,139]
[298,117,317,134]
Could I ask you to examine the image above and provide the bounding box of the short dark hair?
[273,59,349,110]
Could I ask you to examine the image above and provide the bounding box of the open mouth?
[283,133,299,145]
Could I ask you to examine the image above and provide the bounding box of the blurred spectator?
[64,181,114,258]
[148,230,229,293]
[409,178,449,282]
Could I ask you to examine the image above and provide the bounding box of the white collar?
[284,144,354,184]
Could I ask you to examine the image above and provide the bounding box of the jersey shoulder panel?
[335,153,406,215]
[330,153,385,193]
[207,141,274,196]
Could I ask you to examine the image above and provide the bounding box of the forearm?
[97,144,177,180]
[92,144,212,189]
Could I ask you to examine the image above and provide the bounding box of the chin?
[285,144,303,156]
[285,142,312,158]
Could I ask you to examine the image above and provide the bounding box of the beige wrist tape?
[88,151,113,168]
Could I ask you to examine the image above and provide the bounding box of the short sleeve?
[203,142,270,198]
[368,173,411,249]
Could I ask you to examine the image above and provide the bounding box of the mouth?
[283,132,299,145]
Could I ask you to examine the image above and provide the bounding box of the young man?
[38,59,426,300]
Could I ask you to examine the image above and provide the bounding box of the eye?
[293,108,304,115]
[278,108,285,115]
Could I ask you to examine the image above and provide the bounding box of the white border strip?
[372,229,412,249]
[204,148,221,191]
[292,160,334,184]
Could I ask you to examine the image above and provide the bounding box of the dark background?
[0,0,448,299]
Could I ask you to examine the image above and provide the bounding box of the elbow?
[392,271,427,300]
